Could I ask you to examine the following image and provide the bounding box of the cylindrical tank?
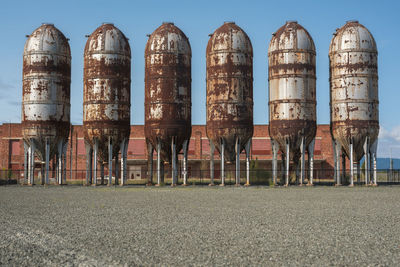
[268,21,316,161]
[329,20,379,161]
[144,22,191,162]
[206,22,253,162]
[22,23,71,158]
[83,23,131,161]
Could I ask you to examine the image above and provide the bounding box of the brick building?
[0,123,336,181]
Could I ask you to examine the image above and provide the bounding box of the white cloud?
[378,125,400,158]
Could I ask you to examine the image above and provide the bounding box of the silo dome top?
[85,24,131,56]
[269,21,315,53]
[207,22,252,54]
[24,24,70,56]
[329,21,376,54]
[145,23,191,55]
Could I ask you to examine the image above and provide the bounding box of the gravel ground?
[0,185,399,266]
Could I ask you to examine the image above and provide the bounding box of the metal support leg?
[63,142,67,185]
[285,140,290,186]
[220,139,225,186]
[93,139,98,186]
[307,139,315,186]
[300,136,305,186]
[245,139,251,186]
[370,140,378,186]
[363,137,370,186]
[108,137,113,186]
[147,141,153,185]
[235,137,240,186]
[271,139,278,186]
[183,139,189,186]
[115,153,119,186]
[24,142,28,185]
[171,138,177,186]
[350,141,354,187]
[28,140,35,186]
[57,141,63,185]
[342,153,346,185]
[45,138,50,185]
[334,140,341,186]
[85,142,93,185]
[156,140,163,186]
[209,140,215,186]
[121,139,128,186]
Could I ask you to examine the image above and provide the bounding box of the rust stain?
[83,23,131,161]
[144,22,191,162]
[206,22,253,162]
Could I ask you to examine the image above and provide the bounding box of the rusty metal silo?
[22,23,71,185]
[206,22,253,186]
[268,21,317,186]
[83,23,131,186]
[329,21,379,186]
[145,22,191,186]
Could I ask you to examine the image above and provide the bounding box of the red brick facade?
[0,123,337,180]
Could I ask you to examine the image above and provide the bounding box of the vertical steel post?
[370,140,378,186]
[350,141,354,186]
[24,142,28,185]
[171,138,177,186]
[93,139,98,186]
[235,137,240,186]
[364,137,369,186]
[121,139,128,186]
[147,142,153,185]
[182,139,188,186]
[157,140,161,186]
[209,140,215,186]
[285,140,290,186]
[332,139,337,184]
[271,139,278,186]
[63,142,67,185]
[300,136,305,186]
[335,141,341,186]
[245,139,251,186]
[85,142,92,185]
[308,139,315,186]
[108,137,112,186]
[342,153,346,185]
[57,141,63,185]
[220,139,225,186]
[115,152,119,186]
[45,138,50,185]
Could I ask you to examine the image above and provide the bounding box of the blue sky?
[0,0,399,157]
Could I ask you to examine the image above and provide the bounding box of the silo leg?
[370,140,378,186]
[220,139,225,186]
[307,139,315,186]
[157,140,162,186]
[335,140,341,186]
[101,163,105,185]
[63,142,67,185]
[45,138,50,185]
[147,142,153,185]
[271,139,278,186]
[121,139,128,186]
[209,140,215,186]
[108,137,113,186]
[115,153,119,186]
[182,139,189,186]
[285,140,290,186]
[300,136,305,186]
[235,137,240,186]
[342,153,346,185]
[281,154,285,185]
[93,139,98,186]
[349,141,354,187]
[171,138,177,187]
[245,139,251,186]
[24,142,28,185]
[85,142,93,185]
[363,137,370,186]
[57,141,63,185]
